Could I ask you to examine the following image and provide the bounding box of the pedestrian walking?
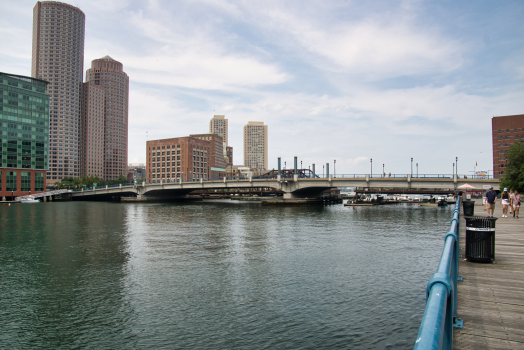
[501,188,510,217]
[509,190,513,214]
[512,190,521,219]
[485,187,497,217]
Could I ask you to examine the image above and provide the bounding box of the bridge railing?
[334,174,495,179]
[413,197,462,349]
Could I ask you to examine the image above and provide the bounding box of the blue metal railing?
[414,197,463,349]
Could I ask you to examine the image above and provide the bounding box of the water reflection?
[0,202,135,349]
[1,201,453,349]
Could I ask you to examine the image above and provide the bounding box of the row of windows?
[1,171,44,192]
[497,128,522,133]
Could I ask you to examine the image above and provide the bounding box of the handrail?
[414,197,463,349]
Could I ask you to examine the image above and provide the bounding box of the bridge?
[72,174,499,202]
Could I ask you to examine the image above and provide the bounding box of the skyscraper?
[210,115,228,146]
[31,1,85,183]
[243,121,268,171]
[79,83,105,178]
[84,56,129,180]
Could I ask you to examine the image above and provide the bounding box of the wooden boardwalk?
[453,200,524,349]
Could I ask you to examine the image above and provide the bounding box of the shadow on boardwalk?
[453,200,524,349]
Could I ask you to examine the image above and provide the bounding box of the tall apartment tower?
[79,83,105,178]
[243,121,268,171]
[210,115,228,146]
[84,56,129,180]
[31,1,85,183]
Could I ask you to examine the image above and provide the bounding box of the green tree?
[501,141,524,192]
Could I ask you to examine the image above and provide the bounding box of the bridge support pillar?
[283,192,296,199]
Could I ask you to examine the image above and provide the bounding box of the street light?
[455,157,458,177]
[382,164,384,178]
[416,163,418,177]
[453,163,455,177]
[334,159,336,178]
[411,157,413,176]
[323,164,325,178]
[370,158,373,177]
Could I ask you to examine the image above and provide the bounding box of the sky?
[1,0,523,176]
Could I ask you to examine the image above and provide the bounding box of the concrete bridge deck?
[72,176,500,200]
[454,200,524,349]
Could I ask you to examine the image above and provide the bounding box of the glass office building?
[0,72,49,199]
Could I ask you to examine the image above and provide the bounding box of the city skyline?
[3,0,523,175]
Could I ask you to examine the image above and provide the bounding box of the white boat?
[20,198,40,203]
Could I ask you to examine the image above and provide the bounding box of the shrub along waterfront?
[50,175,129,189]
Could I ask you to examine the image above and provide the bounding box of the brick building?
[145,135,226,183]
[492,114,524,178]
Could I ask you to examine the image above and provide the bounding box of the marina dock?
[454,201,524,349]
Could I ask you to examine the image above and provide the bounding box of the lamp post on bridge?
[416,163,418,178]
[370,158,373,178]
[382,164,384,178]
[456,157,458,178]
[323,164,325,178]
[334,159,336,178]
[411,157,413,176]
[453,163,455,178]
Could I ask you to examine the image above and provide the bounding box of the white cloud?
[202,0,464,78]
[117,5,288,90]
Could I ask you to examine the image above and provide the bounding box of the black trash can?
[465,216,497,262]
[462,200,475,216]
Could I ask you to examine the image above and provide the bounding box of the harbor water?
[0,201,454,349]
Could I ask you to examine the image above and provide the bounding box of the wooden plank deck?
[453,200,524,349]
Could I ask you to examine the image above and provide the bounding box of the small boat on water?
[344,202,378,206]
[20,198,40,203]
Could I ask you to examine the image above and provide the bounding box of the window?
[21,172,31,192]
[6,171,17,192]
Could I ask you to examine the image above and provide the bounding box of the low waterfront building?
[492,114,524,177]
[0,72,49,200]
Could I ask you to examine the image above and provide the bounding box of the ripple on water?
[0,202,451,349]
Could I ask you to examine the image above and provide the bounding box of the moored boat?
[20,198,40,203]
